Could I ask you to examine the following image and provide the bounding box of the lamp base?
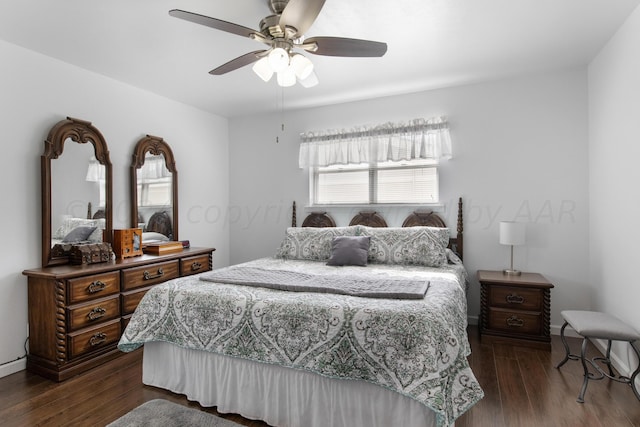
[503,269,522,276]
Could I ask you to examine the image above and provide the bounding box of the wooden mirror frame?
[130,135,178,241]
[42,117,113,267]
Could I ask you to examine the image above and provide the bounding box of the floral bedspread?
[118,258,483,426]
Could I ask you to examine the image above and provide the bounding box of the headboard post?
[456,197,463,261]
[292,201,297,227]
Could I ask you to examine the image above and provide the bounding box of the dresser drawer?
[67,295,120,331]
[180,254,211,276]
[488,285,542,311]
[121,260,179,291]
[487,308,542,335]
[121,286,154,315]
[67,319,121,359]
[67,271,120,304]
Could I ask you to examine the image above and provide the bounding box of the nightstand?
[477,270,554,349]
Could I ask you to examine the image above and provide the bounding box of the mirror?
[131,135,178,243]
[42,117,112,267]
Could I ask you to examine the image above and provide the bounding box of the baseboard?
[0,358,26,378]
[591,338,640,391]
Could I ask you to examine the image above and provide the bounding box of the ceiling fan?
[169,0,388,88]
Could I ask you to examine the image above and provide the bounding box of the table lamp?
[500,221,525,275]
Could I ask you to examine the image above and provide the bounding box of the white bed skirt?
[142,341,442,427]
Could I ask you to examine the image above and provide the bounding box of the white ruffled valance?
[298,117,452,168]
[139,155,171,181]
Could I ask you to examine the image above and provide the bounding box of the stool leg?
[556,321,571,369]
[630,341,640,401]
[604,340,615,377]
[577,338,590,403]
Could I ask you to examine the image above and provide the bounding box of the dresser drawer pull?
[143,268,164,280]
[505,294,524,304]
[87,280,106,294]
[191,262,203,272]
[87,307,107,321]
[89,332,107,346]
[506,316,524,328]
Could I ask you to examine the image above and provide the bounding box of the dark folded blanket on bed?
[199,266,429,299]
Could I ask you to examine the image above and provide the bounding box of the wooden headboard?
[293,197,464,261]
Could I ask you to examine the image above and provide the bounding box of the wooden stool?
[555,310,640,403]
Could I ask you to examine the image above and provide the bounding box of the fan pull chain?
[276,86,285,143]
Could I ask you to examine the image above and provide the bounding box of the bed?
[118,199,483,427]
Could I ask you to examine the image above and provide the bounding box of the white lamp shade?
[290,53,314,80]
[252,57,273,82]
[268,47,289,72]
[277,67,296,87]
[499,221,525,246]
[299,70,319,88]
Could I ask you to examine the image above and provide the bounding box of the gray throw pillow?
[62,226,97,243]
[327,236,371,266]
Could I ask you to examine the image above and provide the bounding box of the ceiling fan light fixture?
[169,3,387,89]
[252,57,274,82]
[268,47,290,72]
[299,70,319,88]
[290,53,314,80]
[277,67,296,87]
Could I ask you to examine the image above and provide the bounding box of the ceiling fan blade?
[209,50,267,75]
[303,36,387,57]
[169,9,258,39]
[279,0,326,36]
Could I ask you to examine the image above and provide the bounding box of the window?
[312,159,439,205]
[137,178,172,207]
[299,117,451,206]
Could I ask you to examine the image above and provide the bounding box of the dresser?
[477,270,554,349]
[22,247,215,381]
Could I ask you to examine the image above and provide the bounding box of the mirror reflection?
[50,142,106,248]
[131,135,178,244]
[137,153,173,240]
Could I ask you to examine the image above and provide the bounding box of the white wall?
[589,5,640,379]
[229,68,590,332]
[0,39,230,377]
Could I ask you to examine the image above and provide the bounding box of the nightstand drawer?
[180,254,211,276]
[487,308,542,335]
[67,295,120,331]
[121,260,179,291]
[68,271,120,304]
[67,319,121,359]
[488,286,543,311]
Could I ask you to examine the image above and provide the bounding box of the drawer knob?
[506,315,524,328]
[89,332,107,346]
[87,307,107,321]
[87,280,106,294]
[143,268,164,280]
[191,262,202,271]
[506,294,524,304]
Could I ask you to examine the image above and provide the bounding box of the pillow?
[446,248,463,265]
[62,226,97,243]
[358,226,449,267]
[54,217,103,240]
[142,231,170,242]
[87,227,104,243]
[275,226,358,261]
[327,236,371,266]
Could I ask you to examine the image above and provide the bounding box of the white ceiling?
[0,0,638,118]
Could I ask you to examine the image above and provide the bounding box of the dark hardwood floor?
[1,326,638,427]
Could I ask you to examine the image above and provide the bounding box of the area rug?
[106,399,243,427]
